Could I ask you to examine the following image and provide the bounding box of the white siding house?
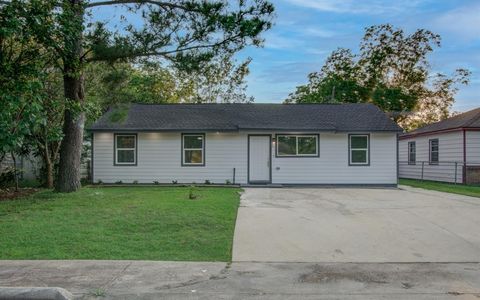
[93,131,398,185]
[90,103,402,186]
[399,107,480,184]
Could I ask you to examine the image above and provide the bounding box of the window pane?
[298,136,317,155]
[185,150,203,164]
[351,136,368,149]
[351,150,367,163]
[431,152,439,162]
[277,136,296,155]
[117,150,135,163]
[184,135,203,149]
[117,136,135,148]
[430,140,439,152]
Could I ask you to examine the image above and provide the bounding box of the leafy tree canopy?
[286,24,470,130]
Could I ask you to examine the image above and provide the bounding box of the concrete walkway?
[1,260,480,299]
[233,186,480,262]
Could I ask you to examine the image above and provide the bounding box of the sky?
[91,0,480,112]
[235,0,480,111]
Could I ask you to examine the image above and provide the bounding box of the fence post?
[421,161,425,180]
[454,162,458,184]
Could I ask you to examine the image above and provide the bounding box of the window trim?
[275,134,319,157]
[429,138,439,165]
[408,141,416,165]
[114,133,137,166]
[348,134,370,166]
[181,133,205,166]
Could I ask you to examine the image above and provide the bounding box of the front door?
[248,135,271,183]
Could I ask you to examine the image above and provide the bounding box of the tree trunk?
[55,0,85,193]
[46,161,54,189]
[11,152,19,192]
[55,75,85,192]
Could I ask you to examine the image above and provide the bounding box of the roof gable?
[89,103,402,132]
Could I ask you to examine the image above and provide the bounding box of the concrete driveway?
[233,186,480,262]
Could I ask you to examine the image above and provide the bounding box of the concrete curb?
[0,287,73,300]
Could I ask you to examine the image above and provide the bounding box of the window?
[182,134,205,166]
[349,134,369,165]
[429,139,439,164]
[276,135,318,157]
[408,141,416,165]
[115,134,136,165]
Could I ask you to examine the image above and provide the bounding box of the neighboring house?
[399,108,480,184]
[88,103,402,186]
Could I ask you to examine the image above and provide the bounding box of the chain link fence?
[399,161,480,184]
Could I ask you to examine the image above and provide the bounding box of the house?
[88,103,402,186]
[399,107,480,184]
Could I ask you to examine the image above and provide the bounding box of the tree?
[286,24,470,129]
[0,1,48,190]
[183,54,254,103]
[1,0,274,192]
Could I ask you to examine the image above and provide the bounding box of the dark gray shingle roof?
[89,103,402,132]
[402,107,480,137]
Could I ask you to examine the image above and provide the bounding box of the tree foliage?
[286,24,470,130]
[0,0,275,192]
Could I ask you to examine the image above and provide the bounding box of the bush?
[225,179,232,185]
[204,180,211,185]
[115,180,123,184]
[153,181,159,185]
[97,179,103,185]
[0,167,22,188]
[133,180,138,184]
[172,180,178,184]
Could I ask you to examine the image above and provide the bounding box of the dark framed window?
[408,141,416,165]
[276,134,319,157]
[349,134,369,165]
[429,139,439,164]
[182,133,205,166]
[114,134,137,165]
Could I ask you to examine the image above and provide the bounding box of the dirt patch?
[0,188,39,201]
[299,265,389,284]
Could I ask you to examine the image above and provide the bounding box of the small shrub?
[172,180,178,184]
[188,185,197,200]
[90,288,106,297]
[133,180,138,184]
[153,181,159,185]
[225,179,232,185]
[97,179,103,185]
[0,167,21,188]
[204,179,211,185]
[115,180,123,184]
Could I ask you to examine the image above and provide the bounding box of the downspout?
[463,129,466,184]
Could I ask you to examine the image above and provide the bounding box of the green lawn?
[0,187,241,261]
[399,179,480,198]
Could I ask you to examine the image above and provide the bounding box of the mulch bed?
[0,188,39,201]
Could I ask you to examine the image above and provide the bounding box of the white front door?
[248,135,271,183]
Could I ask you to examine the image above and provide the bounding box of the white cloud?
[282,0,427,15]
[302,27,336,38]
[430,3,480,41]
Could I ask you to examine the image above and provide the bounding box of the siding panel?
[94,131,397,185]
[399,131,463,183]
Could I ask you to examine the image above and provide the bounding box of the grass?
[399,178,480,198]
[0,186,241,261]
